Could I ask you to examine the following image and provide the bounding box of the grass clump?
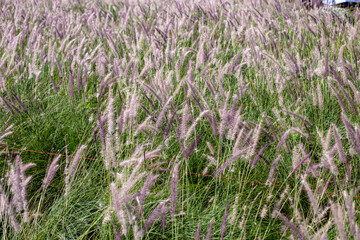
[1,0,360,239]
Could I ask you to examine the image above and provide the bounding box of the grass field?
[1,0,360,239]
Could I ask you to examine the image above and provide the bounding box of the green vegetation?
[0,0,360,239]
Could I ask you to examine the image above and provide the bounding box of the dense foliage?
[1,0,360,239]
